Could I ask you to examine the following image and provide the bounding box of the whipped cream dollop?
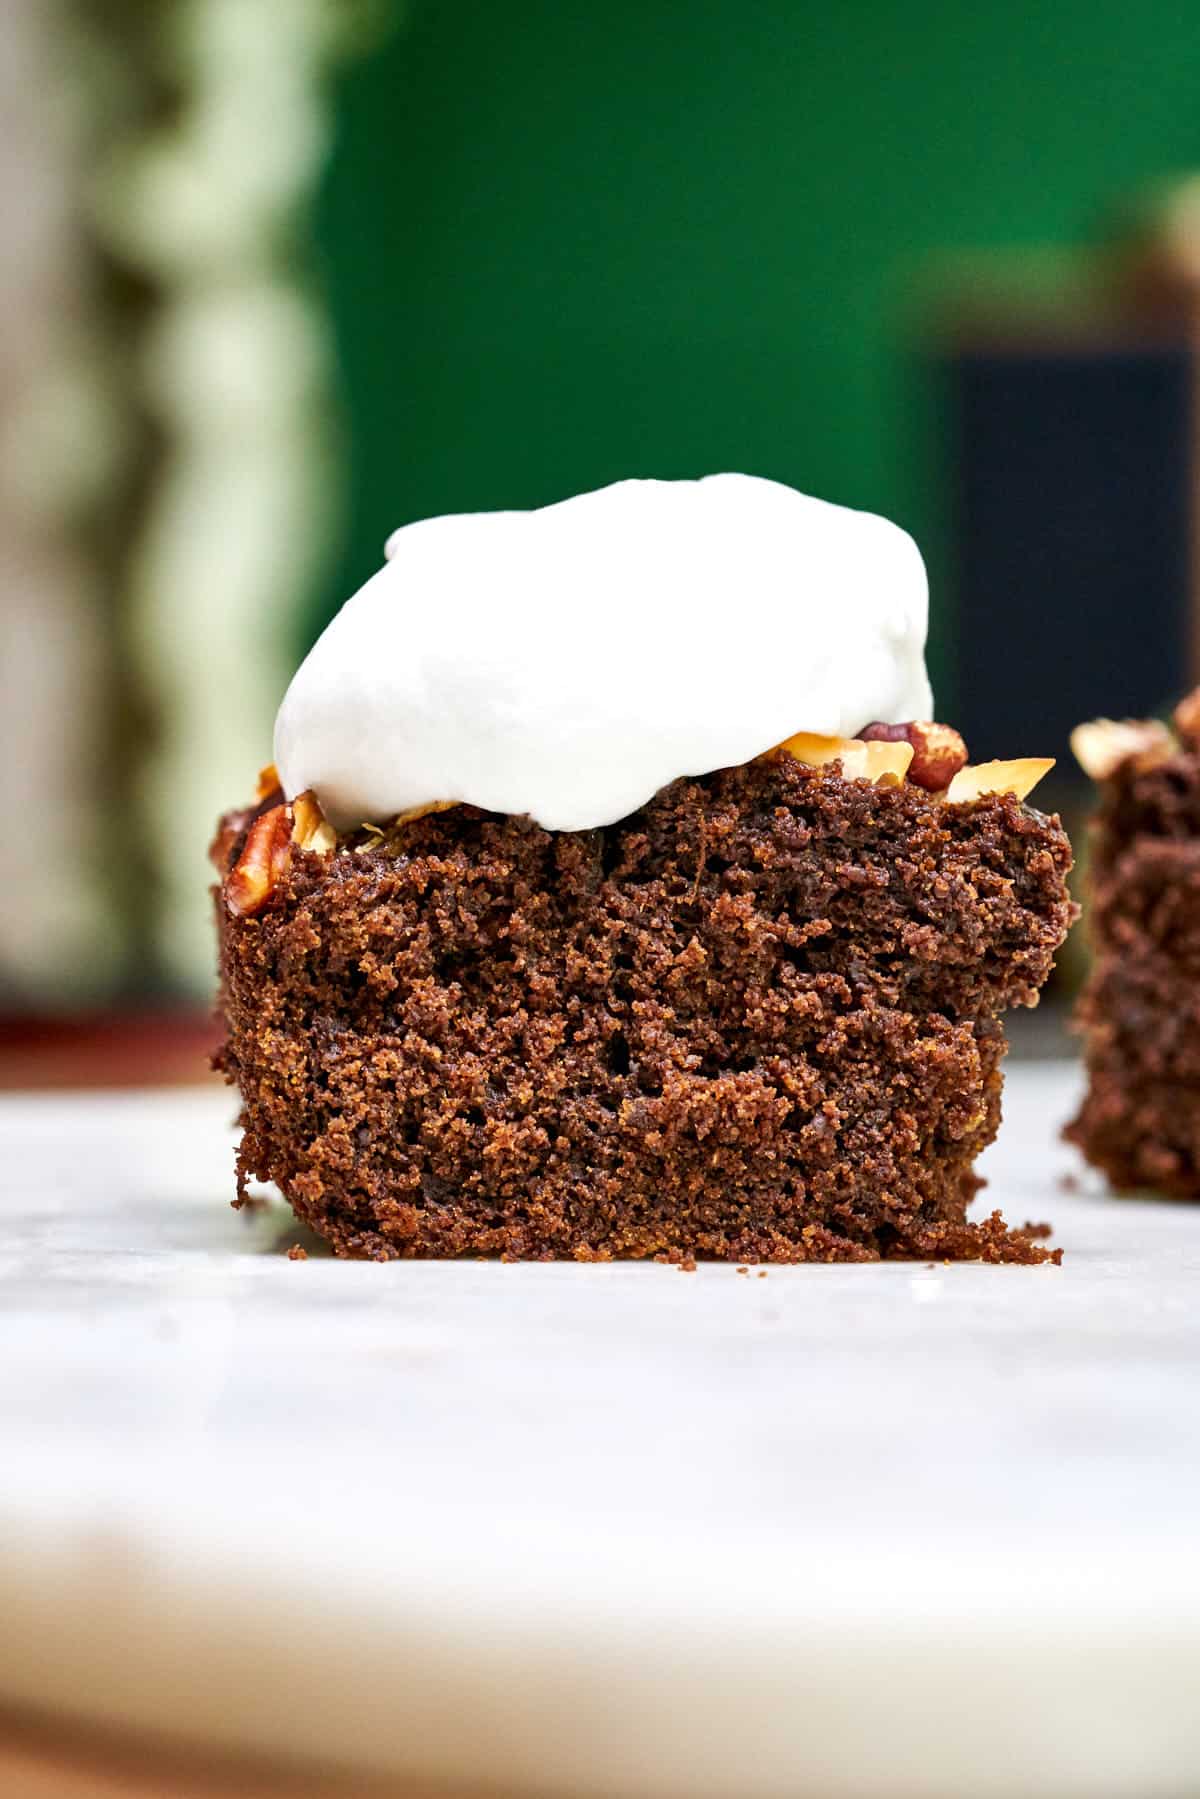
[274,474,933,832]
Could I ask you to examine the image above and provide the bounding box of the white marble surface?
[2,1063,1199,1797]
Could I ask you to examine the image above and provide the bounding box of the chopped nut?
[291,790,338,855]
[255,762,281,802]
[778,730,914,785]
[859,720,968,790]
[225,802,294,916]
[351,802,458,851]
[1070,717,1174,781]
[391,800,459,827]
[210,784,284,875]
[1174,689,1200,744]
[211,772,290,875]
[855,721,911,746]
[945,758,1055,804]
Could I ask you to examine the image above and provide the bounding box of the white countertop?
[2,1062,1198,1797]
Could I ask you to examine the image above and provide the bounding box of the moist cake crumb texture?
[215,757,1073,1262]
[1067,723,1200,1195]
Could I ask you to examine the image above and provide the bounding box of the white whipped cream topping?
[274,474,933,832]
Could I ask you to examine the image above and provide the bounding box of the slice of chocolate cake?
[212,475,1075,1261]
[213,741,1073,1263]
[1067,693,1200,1195]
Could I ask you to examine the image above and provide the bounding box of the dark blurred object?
[935,181,1200,769]
[949,341,1192,764]
[0,1008,219,1090]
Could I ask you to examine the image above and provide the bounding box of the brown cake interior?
[1067,712,1200,1195]
[214,754,1073,1262]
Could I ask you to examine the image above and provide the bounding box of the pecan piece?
[208,809,252,875]
[225,802,294,916]
[210,768,286,874]
[858,720,968,790]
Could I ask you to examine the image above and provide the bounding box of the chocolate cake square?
[212,477,1075,1262]
[1068,694,1200,1194]
[213,748,1073,1262]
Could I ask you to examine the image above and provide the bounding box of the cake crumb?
[287,1244,308,1261]
[679,1255,697,1272]
[736,1265,749,1275]
[1057,1170,1080,1193]
[756,1269,767,1279]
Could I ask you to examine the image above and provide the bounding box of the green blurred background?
[314,0,1200,686]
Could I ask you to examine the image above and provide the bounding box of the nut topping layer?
[777,730,913,785]
[223,718,1052,908]
[858,720,968,790]
[224,790,337,915]
[1071,716,1175,781]
[1068,690,1200,782]
[779,724,1052,803]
